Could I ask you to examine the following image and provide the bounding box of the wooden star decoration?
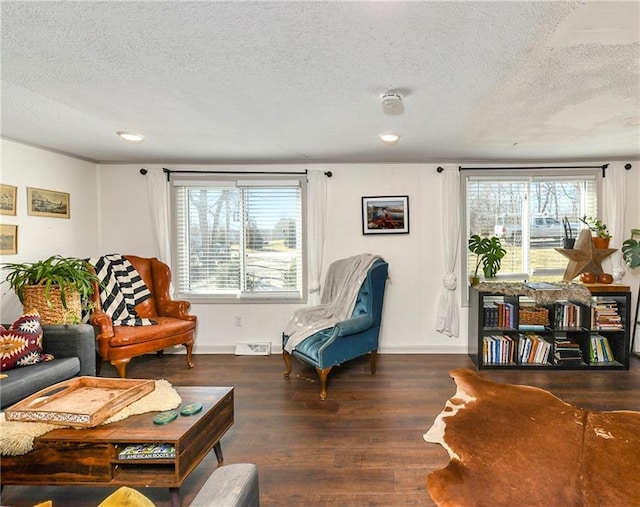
[555,229,616,281]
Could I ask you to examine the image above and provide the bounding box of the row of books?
[481,297,626,332]
[591,298,623,330]
[117,443,176,460]
[482,335,515,364]
[482,334,616,366]
[554,301,583,329]
[482,334,551,365]
[519,333,551,364]
[554,336,585,366]
[589,334,616,364]
[483,301,516,328]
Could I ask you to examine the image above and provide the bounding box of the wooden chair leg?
[111,358,130,378]
[283,351,292,379]
[156,350,164,358]
[184,341,195,368]
[315,366,332,401]
[371,349,378,375]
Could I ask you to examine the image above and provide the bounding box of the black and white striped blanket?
[86,254,156,326]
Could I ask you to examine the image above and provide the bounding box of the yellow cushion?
[97,487,155,507]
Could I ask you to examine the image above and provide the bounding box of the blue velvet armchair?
[282,257,389,400]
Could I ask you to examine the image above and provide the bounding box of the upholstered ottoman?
[190,463,259,507]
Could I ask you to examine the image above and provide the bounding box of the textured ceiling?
[1,1,639,164]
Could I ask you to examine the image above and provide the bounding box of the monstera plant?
[468,234,506,285]
[622,236,640,271]
[622,233,640,350]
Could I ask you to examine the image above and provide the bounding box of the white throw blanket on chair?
[284,253,381,353]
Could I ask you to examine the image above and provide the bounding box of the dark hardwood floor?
[2,353,639,506]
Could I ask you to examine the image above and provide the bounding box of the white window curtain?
[306,170,327,305]
[146,167,172,267]
[436,166,460,337]
[604,164,627,282]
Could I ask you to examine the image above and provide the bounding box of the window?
[463,169,601,288]
[172,175,306,302]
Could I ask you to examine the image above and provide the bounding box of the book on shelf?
[518,324,545,331]
[482,334,515,364]
[589,334,616,364]
[525,282,560,291]
[554,301,582,328]
[591,298,623,330]
[518,333,551,364]
[483,300,515,328]
[554,336,584,365]
[117,443,176,460]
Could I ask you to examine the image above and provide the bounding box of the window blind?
[173,176,304,300]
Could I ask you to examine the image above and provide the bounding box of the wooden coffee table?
[1,386,233,507]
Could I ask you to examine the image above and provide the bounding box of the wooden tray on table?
[5,377,155,427]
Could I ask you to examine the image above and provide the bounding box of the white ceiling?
[1,1,639,165]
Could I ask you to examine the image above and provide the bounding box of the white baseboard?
[174,344,469,355]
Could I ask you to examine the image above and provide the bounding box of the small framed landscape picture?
[362,195,409,235]
[0,224,18,254]
[27,187,70,218]
[0,184,17,215]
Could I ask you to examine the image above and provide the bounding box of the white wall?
[0,139,100,321]
[97,162,466,354]
[3,140,638,355]
[89,158,640,355]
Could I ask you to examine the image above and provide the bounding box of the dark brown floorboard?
[2,353,639,506]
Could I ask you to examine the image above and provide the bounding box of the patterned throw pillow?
[0,311,53,371]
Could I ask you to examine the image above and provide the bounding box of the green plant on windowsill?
[579,215,611,239]
[1,255,100,324]
[468,235,506,285]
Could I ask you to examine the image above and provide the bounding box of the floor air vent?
[234,342,271,356]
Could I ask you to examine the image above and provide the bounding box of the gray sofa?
[1,324,96,409]
[190,463,260,506]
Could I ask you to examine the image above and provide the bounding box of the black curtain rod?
[457,163,610,178]
[139,168,332,180]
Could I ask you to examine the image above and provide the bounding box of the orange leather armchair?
[90,255,196,378]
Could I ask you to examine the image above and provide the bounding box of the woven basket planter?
[22,285,82,324]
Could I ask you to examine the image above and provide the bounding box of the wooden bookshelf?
[469,284,631,370]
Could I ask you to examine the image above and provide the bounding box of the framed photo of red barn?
[362,195,409,235]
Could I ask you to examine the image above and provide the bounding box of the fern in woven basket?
[1,255,100,324]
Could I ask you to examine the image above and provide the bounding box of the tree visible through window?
[464,171,600,285]
[173,176,304,300]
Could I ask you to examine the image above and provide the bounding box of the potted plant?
[1,255,100,324]
[468,234,506,285]
[622,233,640,352]
[579,215,611,248]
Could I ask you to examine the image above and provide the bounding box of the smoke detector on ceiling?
[380,93,404,115]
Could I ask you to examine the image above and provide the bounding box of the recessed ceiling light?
[379,133,400,145]
[116,131,145,143]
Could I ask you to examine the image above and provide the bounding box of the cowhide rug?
[424,369,640,507]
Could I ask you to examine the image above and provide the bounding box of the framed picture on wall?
[0,224,18,254]
[27,187,70,218]
[0,184,17,215]
[362,195,409,235]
